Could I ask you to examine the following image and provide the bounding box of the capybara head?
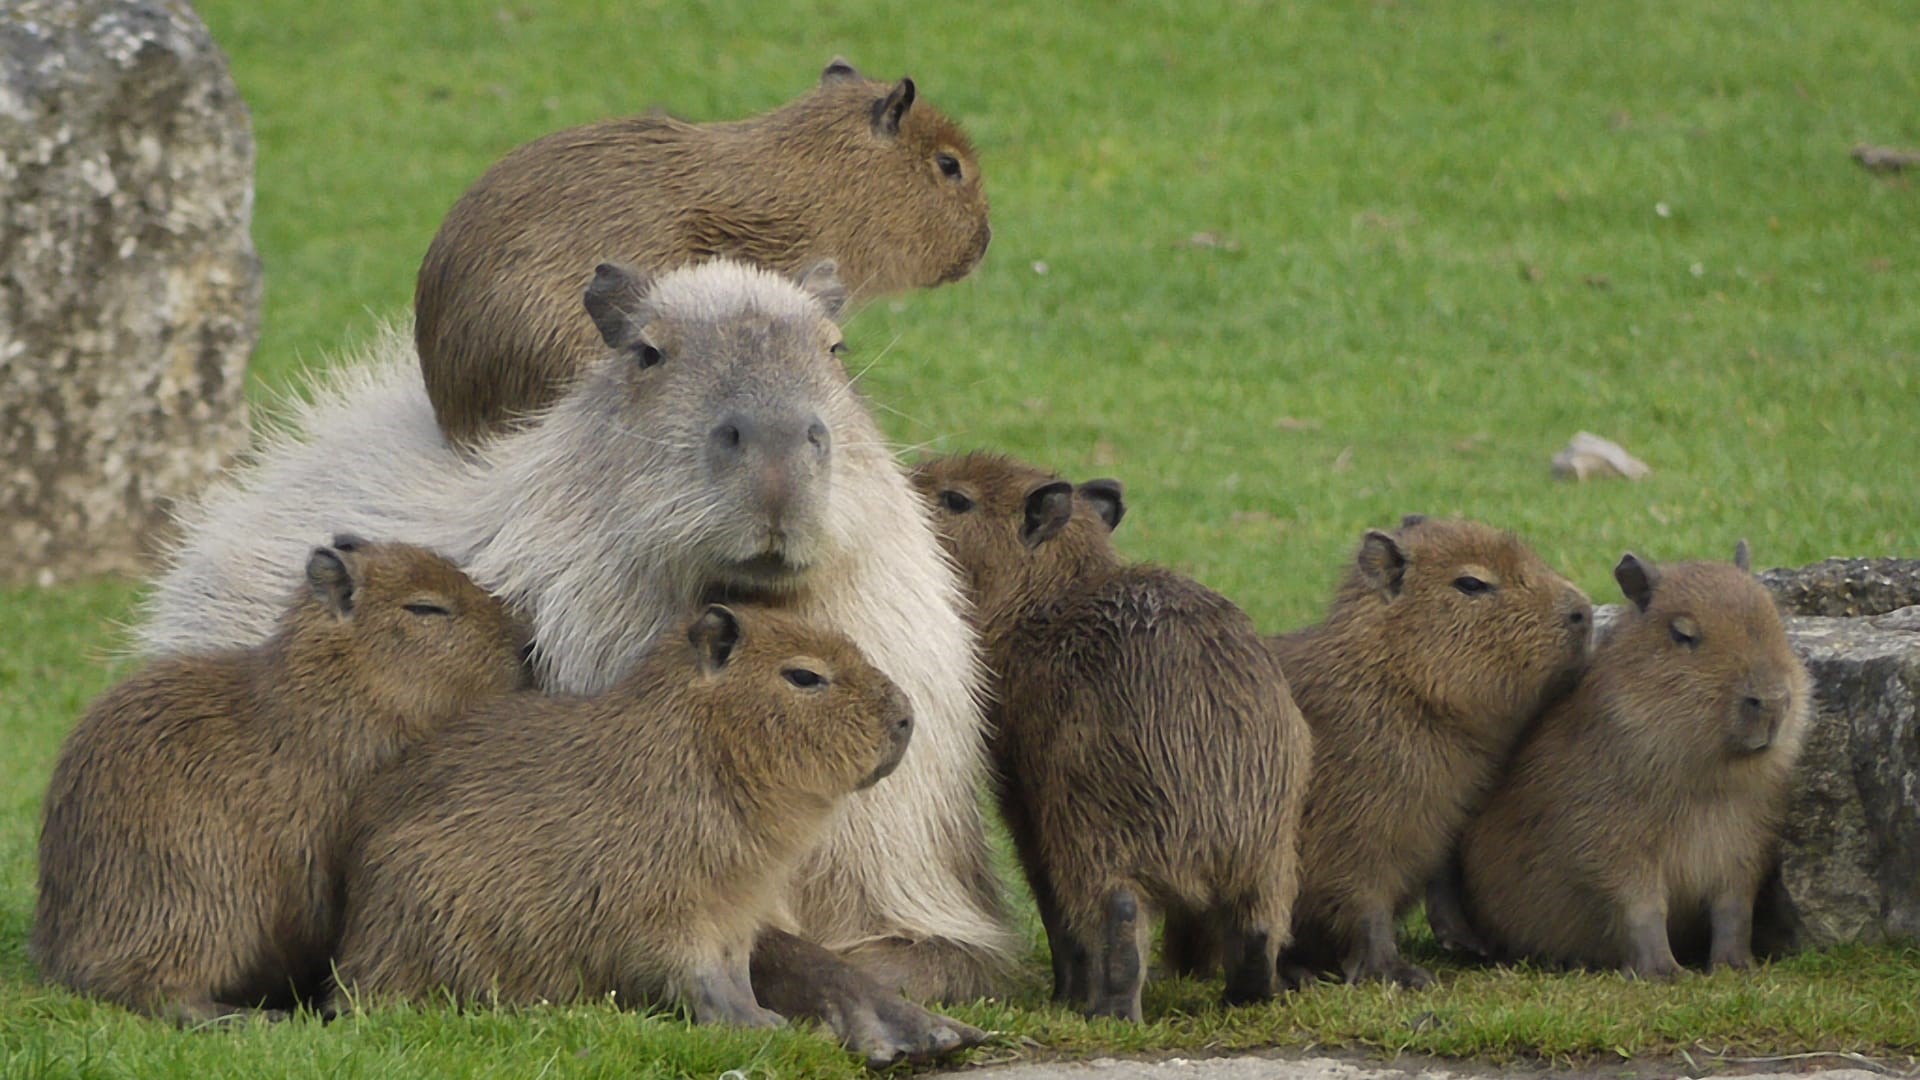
[1330,515,1593,726]
[681,603,913,794]
[287,534,530,722]
[571,259,858,598]
[909,452,1124,622]
[1607,543,1811,759]
[806,59,990,290]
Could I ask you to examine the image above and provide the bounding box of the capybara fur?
[33,538,527,1024]
[1457,545,1812,977]
[1238,516,1592,989]
[330,603,913,1025]
[137,259,1010,1059]
[912,452,1312,1021]
[416,58,990,446]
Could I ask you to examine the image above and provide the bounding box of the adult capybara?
[1192,516,1591,989]
[137,259,1002,1064]
[1457,545,1811,977]
[912,452,1312,1021]
[33,537,527,1024]
[330,603,912,1027]
[416,58,991,446]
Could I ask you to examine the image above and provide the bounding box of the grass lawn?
[4,0,1917,1075]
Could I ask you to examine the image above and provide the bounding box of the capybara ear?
[871,77,916,137]
[1022,481,1075,549]
[1733,539,1752,573]
[330,532,368,553]
[797,260,850,322]
[1357,529,1408,599]
[583,262,654,348]
[1400,513,1428,529]
[307,547,355,617]
[1614,553,1660,612]
[821,57,862,83]
[1078,479,1126,532]
[689,604,743,672]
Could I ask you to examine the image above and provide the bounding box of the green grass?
[5,0,1918,1074]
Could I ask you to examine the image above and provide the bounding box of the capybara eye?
[783,668,828,689]
[633,343,664,369]
[1669,618,1701,647]
[939,490,975,514]
[935,152,962,180]
[1452,575,1493,596]
[404,602,453,617]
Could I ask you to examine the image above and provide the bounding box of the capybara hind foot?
[1341,950,1436,989]
[751,930,984,1068]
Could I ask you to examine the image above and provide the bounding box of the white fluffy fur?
[139,262,1016,981]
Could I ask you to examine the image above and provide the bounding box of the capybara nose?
[806,417,830,454]
[710,413,752,457]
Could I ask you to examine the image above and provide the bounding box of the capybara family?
[34,538,527,1024]
[1248,516,1593,988]
[913,452,1312,1020]
[137,258,1004,1059]
[1457,546,1812,977]
[330,603,913,1025]
[416,59,991,445]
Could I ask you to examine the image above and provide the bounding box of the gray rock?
[1760,558,1920,618]
[1759,609,1920,951]
[0,0,260,583]
[1581,603,1918,950]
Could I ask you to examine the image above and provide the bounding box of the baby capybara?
[912,452,1312,1021]
[33,536,527,1023]
[416,59,991,446]
[1458,545,1811,977]
[1240,516,1592,989]
[328,603,913,1027]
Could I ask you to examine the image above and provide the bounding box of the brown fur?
[1458,548,1812,977]
[416,59,991,446]
[1261,516,1591,988]
[328,603,914,1027]
[32,538,527,1023]
[912,452,1312,1021]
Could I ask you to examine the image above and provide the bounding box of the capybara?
[330,603,912,1027]
[137,259,1002,1063]
[416,58,991,445]
[1176,516,1592,989]
[33,537,527,1024]
[1457,544,1812,977]
[912,452,1312,1021]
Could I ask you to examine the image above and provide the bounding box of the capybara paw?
[1431,923,1494,959]
[1624,958,1683,981]
[1707,948,1752,972]
[851,994,984,1069]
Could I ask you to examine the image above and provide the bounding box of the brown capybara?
[1457,545,1812,977]
[912,452,1313,1021]
[1170,516,1591,989]
[327,604,913,1028]
[32,537,528,1024]
[416,58,991,446]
